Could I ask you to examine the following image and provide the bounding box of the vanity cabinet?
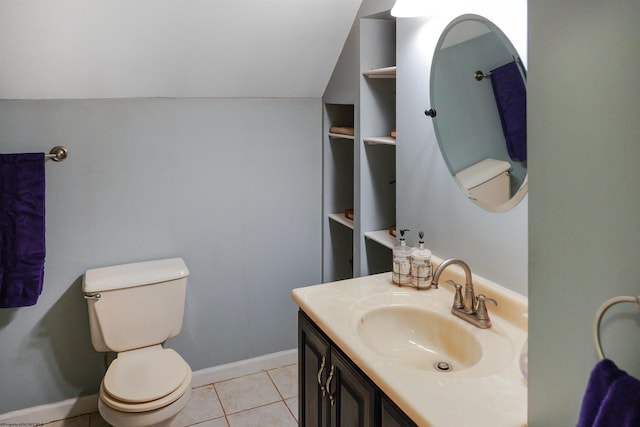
[298,310,417,427]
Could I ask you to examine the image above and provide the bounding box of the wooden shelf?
[328,213,354,230]
[363,136,396,146]
[328,132,355,140]
[363,66,397,79]
[364,229,396,249]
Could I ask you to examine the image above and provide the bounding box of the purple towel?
[490,61,527,162]
[0,153,46,308]
[577,359,640,427]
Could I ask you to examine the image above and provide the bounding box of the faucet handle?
[475,294,498,325]
[444,280,464,309]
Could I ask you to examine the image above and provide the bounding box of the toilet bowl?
[83,258,192,427]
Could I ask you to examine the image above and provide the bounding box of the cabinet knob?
[425,108,437,118]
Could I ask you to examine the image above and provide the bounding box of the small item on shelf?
[389,225,396,237]
[411,231,433,289]
[392,229,412,286]
[390,128,396,138]
[344,209,354,220]
[362,66,397,78]
[329,126,355,136]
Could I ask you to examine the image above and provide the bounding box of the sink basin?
[350,291,515,376]
[357,305,482,372]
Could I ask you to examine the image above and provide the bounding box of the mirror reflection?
[430,15,527,212]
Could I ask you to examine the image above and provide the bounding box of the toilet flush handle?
[84,293,101,300]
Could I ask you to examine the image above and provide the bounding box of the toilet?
[454,158,512,205]
[83,258,192,427]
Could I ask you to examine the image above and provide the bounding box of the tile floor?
[42,364,298,427]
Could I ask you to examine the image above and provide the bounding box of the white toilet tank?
[83,258,190,353]
[455,158,512,205]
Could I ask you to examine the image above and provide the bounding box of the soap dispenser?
[410,231,432,289]
[392,229,412,285]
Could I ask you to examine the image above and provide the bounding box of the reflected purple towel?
[0,153,46,308]
[577,359,640,427]
[490,61,527,162]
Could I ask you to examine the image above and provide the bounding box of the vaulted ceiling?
[0,0,362,99]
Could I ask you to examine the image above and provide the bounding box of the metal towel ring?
[593,295,640,360]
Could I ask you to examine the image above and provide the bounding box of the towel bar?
[45,146,68,162]
[474,56,523,82]
[593,295,640,360]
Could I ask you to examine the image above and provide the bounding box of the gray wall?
[0,98,322,414]
[528,0,640,424]
[395,2,528,296]
[323,0,528,293]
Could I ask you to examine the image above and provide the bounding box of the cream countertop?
[292,259,528,427]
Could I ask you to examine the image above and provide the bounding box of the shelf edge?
[364,230,396,249]
[362,66,397,78]
[363,136,396,146]
[328,132,355,140]
[328,213,354,230]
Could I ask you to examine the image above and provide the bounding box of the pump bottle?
[410,231,432,289]
[392,229,412,285]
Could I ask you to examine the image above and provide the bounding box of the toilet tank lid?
[455,158,511,190]
[83,257,189,293]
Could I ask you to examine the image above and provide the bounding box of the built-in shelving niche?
[322,14,398,281]
[359,15,397,276]
[323,103,355,282]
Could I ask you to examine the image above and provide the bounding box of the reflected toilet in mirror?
[429,14,527,212]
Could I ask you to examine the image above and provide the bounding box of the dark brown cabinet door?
[381,395,417,427]
[299,311,331,427]
[328,349,376,427]
[299,310,417,427]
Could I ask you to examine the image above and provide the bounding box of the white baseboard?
[0,394,98,427]
[0,349,298,425]
[190,348,297,388]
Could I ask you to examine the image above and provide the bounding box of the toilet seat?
[98,387,192,427]
[101,348,192,413]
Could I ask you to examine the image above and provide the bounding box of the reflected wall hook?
[474,70,492,81]
[424,108,437,118]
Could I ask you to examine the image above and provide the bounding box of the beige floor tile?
[267,364,298,400]
[41,414,90,427]
[188,417,229,427]
[214,372,281,415]
[284,397,298,421]
[169,385,225,426]
[38,365,300,427]
[226,402,296,427]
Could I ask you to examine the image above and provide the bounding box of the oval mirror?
[430,14,527,212]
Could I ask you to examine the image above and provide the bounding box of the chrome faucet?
[431,258,498,329]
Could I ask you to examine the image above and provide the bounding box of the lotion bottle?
[392,229,412,285]
[410,231,432,289]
